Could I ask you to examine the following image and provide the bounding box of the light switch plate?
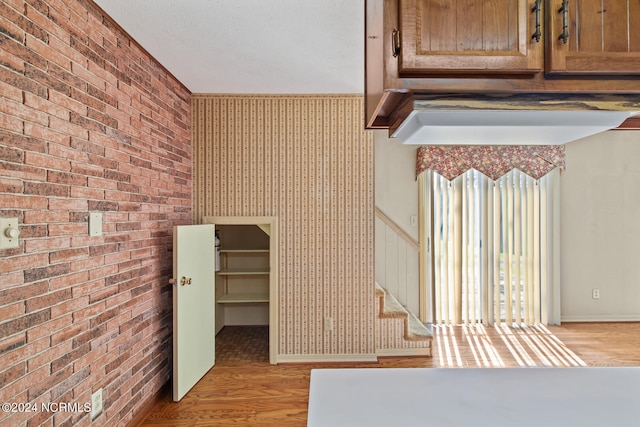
[89,213,103,236]
[0,217,20,249]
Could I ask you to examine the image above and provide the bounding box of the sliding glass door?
[420,168,561,326]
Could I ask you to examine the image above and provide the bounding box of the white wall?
[561,131,640,321]
[374,130,421,313]
[374,130,419,240]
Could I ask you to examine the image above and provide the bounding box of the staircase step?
[376,282,432,341]
[376,283,406,318]
[406,310,433,340]
[375,282,385,297]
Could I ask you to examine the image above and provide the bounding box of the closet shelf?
[220,249,269,253]
[217,293,269,304]
[217,268,270,276]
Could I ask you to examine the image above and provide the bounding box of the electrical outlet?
[324,317,334,331]
[410,215,418,227]
[91,388,103,419]
[592,288,600,299]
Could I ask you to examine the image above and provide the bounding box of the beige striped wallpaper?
[191,95,375,357]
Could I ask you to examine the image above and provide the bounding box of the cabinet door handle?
[558,0,570,44]
[392,28,400,58]
[531,0,541,42]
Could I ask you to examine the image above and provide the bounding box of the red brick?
[70,161,104,179]
[0,270,24,289]
[23,210,69,223]
[87,176,118,190]
[25,63,71,96]
[24,151,72,172]
[23,122,71,146]
[23,91,70,121]
[49,270,89,291]
[51,342,90,373]
[89,244,120,258]
[69,110,105,133]
[0,110,24,133]
[70,34,104,68]
[69,255,104,273]
[103,189,130,202]
[0,281,48,305]
[25,1,67,40]
[87,81,117,107]
[0,336,47,380]
[26,288,72,312]
[103,291,130,311]
[28,339,73,372]
[26,314,72,342]
[0,79,23,102]
[0,363,27,394]
[0,9,25,43]
[103,147,131,164]
[0,309,51,338]
[47,222,87,236]
[0,44,26,74]
[48,32,86,65]
[48,115,89,139]
[50,319,87,346]
[0,302,26,322]
[0,161,46,182]
[17,224,47,240]
[0,333,26,358]
[48,197,88,211]
[72,345,109,374]
[72,300,105,323]
[23,181,69,197]
[68,279,101,300]
[50,364,90,400]
[0,33,48,76]
[49,247,89,264]
[0,254,48,279]
[24,236,71,254]
[70,185,104,200]
[72,322,106,349]
[27,365,73,400]
[49,296,88,319]
[24,262,70,283]
[22,13,49,44]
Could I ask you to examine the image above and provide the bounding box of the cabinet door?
[398,0,543,75]
[546,0,640,74]
[172,224,215,401]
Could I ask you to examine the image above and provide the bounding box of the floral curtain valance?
[416,145,565,181]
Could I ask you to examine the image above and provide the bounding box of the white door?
[172,224,215,401]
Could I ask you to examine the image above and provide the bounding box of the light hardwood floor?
[139,322,640,427]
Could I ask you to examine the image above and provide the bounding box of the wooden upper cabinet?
[398,0,543,75]
[546,0,640,74]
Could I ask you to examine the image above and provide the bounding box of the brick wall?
[0,0,192,425]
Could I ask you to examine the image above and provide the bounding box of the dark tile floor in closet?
[215,325,269,363]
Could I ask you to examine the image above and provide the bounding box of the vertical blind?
[425,168,560,326]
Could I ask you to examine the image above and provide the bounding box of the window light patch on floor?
[433,323,587,368]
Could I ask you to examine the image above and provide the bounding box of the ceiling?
[93,0,364,94]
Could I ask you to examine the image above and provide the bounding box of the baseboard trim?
[561,315,640,322]
[376,347,431,358]
[277,354,378,364]
[128,379,170,427]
